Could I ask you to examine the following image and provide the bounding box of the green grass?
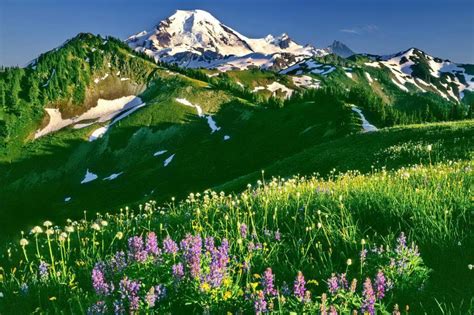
[217,120,474,192]
[0,160,471,313]
[0,76,354,240]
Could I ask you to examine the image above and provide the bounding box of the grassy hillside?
[0,33,159,160]
[0,74,355,239]
[217,120,474,192]
[0,160,471,313]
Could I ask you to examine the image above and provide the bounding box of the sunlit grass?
[0,159,472,313]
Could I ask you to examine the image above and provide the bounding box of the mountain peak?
[325,40,355,58]
[126,9,320,70]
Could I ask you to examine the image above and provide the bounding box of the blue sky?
[1,0,473,66]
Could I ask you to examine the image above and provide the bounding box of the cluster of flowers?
[85,231,396,314]
[88,232,232,314]
[249,268,388,314]
[360,232,429,293]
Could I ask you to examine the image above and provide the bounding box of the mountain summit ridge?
[126,9,325,70]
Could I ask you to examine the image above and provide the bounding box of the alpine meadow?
[0,5,473,315]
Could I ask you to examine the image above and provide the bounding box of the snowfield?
[292,75,320,89]
[266,82,293,98]
[35,96,143,139]
[351,106,378,132]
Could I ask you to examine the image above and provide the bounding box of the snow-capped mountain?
[126,9,326,70]
[324,40,355,58]
[366,48,474,101]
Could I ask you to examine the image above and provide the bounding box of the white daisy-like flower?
[91,223,101,231]
[31,226,43,234]
[43,221,53,228]
[20,238,29,246]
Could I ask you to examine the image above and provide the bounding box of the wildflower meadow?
[0,161,472,314]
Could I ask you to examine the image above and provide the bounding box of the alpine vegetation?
[0,6,473,315]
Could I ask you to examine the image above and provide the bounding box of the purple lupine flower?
[128,236,148,262]
[146,287,157,308]
[92,262,111,296]
[327,274,339,294]
[361,278,376,315]
[109,251,127,272]
[172,263,184,280]
[218,239,229,267]
[205,236,216,254]
[293,271,306,301]
[254,291,267,314]
[38,261,49,280]
[146,232,160,256]
[262,268,277,297]
[338,273,348,291]
[146,285,166,308]
[274,230,281,241]
[113,300,125,315]
[180,234,202,279]
[375,270,386,299]
[155,284,167,300]
[207,238,230,287]
[119,277,141,312]
[163,236,178,255]
[240,223,248,238]
[87,300,107,314]
[396,232,407,254]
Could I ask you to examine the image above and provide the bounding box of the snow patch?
[292,75,320,89]
[252,86,266,92]
[94,73,109,84]
[365,72,373,83]
[175,98,204,117]
[103,172,123,181]
[391,78,409,92]
[89,126,109,141]
[34,95,143,139]
[206,115,221,133]
[351,106,378,132]
[81,169,98,184]
[164,154,175,167]
[153,150,168,157]
[266,82,293,98]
